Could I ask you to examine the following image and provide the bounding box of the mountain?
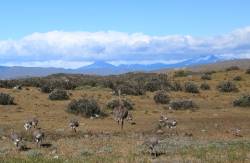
[0,55,230,79]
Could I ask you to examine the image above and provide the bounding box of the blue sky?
[0,0,250,68]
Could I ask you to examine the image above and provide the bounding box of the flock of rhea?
[9,89,177,154]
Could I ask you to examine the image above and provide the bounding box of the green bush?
[233,95,250,107]
[106,98,134,110]
[0,93,14,105]
[49,89,69,100]
[67,98,101,117]
[184,82,199,93]
[217,81,238,92]
[153,90,170,104]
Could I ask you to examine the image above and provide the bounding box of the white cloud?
[1,27,250,68]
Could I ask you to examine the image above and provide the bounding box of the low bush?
[233,76,242,81]
[170,81,182,91]
[174,70,191,77]
[40,84,53,93]
[67,98,101,117]
[200,83,210,90]
[217,81,238,92]
[169,100,197,110]
[246,68,250,74]
[48,89,69,100]
[233,95,250,107]
[0,93,14,105]
[226,66,240,71]
[106,98,134,110]
[184,82,199,93]
[144,79,162,92]
[153,90,170,104]
[201,74,212,80]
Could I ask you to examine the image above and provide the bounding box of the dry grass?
[1,70,250,162]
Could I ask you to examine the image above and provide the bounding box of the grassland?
[1,69,250,162]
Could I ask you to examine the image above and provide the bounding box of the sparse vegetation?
[200,83,210,90]
[217,81,238,92]
[153,90,170,104]
[40,84,53,93]
[184,82,199,93]
[0,92,14,105]
[233,95,250,107]
[48,89,69,100]
[170,81,182,91]
[106,98,134,110]
[67,98,101,117]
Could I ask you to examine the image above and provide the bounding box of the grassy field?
[1,69,250,162]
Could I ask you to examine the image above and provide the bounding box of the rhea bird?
[24,117,39,131]
[69,119,79,132]
[113,90,129,129]
[33,128,45,147]
[144,136,159,157]
[10,130,23,148]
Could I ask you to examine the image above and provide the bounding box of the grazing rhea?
[69,119,79,132]
[10,130,23,148]
[113,90,129,129]
[165,119,177,129]
[145,137,159,157]
[33,128,45,147]
[24,118,39,131]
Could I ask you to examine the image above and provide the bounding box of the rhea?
[69,119,79,133]
[113,90,129,129]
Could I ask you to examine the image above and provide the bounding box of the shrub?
[233,76,242,81]
[170,81,182,91]
[200,83,210,90]
[67,98,101,117]
[169,100,196,110]
[106,98,134,110]
[233,95,250,107]
[48,89,69,100]
[201,74,212,80]
[246,68,250,74]
[0,93,14,105]
[144,78,162,92]
[217,81,238,92]
[115,82,145,96]
[226,66,240,71]
[174,70,191,77]
[40,84,53,93]
[153,90,170,104]
[184,82,199,93]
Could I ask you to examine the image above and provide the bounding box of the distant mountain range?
[0,55,225,79]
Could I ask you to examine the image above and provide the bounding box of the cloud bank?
[1,27,250,68]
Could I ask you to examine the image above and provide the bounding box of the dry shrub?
[153,90,170,104]
[169,100,197,110]
[0,93,14,105]
[67,98,101,117]
[217,81,238,92]
[233,95,250,107]
[106,98,134,110]
[200,83,210,90]
[48,89,69,100]
[184,82,199,93]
